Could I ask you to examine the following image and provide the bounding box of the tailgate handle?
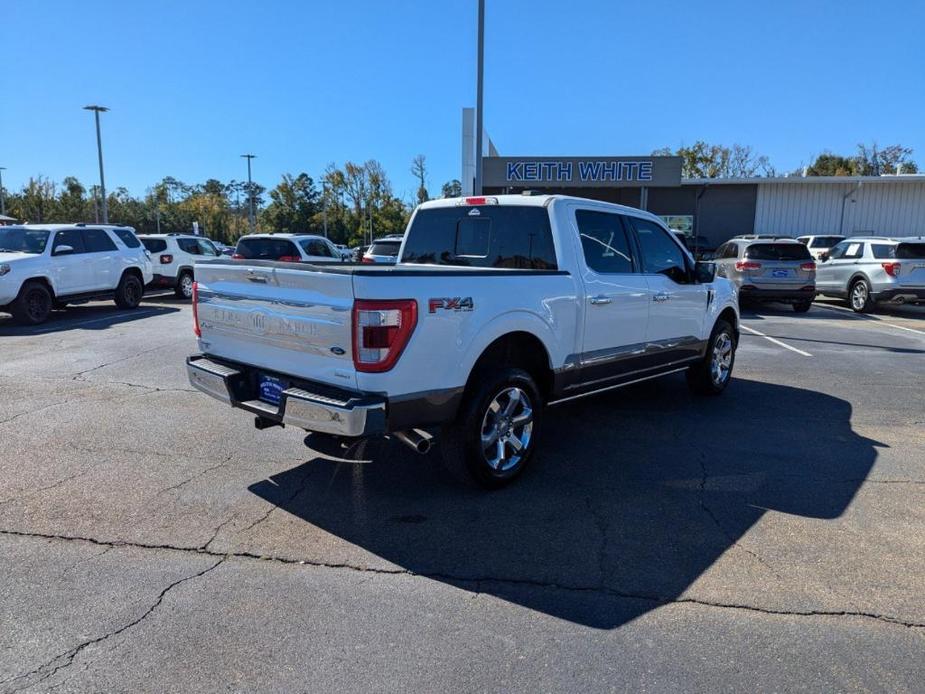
[246,270,269,283]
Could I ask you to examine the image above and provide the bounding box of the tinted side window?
[828,241,849,260]
[141,238,168,253]
[896,243,925,259]
[197,239,219,256]
[53,229,87,254]
[177,238,201,254]
[401,206,557,270]
[871,244,894,259]
[113,228,141,248]
[300,239,334,258]
[842,242,864,259]
[82,228,118,252]
[575,210,634,274]
[631,218,689,283]
[235,237,300,260]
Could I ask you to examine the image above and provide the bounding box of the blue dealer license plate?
[258,374,284,406]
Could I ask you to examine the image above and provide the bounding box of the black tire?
[53,300,68,311]
[114,272,143,309]
[440,368,542,489]
[687,319,736,396]
[10,281,53,325]
[175,270,194,299]
[793,300,812,313]
[849,278,875,313]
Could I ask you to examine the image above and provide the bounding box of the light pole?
[474,0,485,195]
[241,154,256,233]
[0,167,6,216]
[83,105,109,223]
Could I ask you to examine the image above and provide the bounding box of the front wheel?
[687,320,736,395]
[10,281,53,325]
[114,273,143,309]
[441,368,542,489]
[849,279,874,313]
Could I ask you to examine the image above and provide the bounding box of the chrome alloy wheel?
[480,387,534,472]
[710,332,734,386]
[180,273,194,299]
[851,282,868,310]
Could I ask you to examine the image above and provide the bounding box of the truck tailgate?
[194,261,357,389]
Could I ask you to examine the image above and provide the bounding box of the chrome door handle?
[652,291,671,302]
[589,295,612,305]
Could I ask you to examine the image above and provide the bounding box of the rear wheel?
[114,273,143,309]
[175,270,194,299]
[687,320,736,395]
[441,368,542,489]
[849,278,874,313]
[11,281,53,325]
[793,300,812,313]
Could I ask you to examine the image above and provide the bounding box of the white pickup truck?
[187,195,739,487]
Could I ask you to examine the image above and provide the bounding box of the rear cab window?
[235,237,301,260]
[744,243,812,261]
[401,205,558,269]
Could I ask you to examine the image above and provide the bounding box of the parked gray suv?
[713,237,816,312]
[815,237,925,312]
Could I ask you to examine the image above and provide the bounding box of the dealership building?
[461,112,925,248]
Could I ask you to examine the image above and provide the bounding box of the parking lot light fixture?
[83,105,110,224]
[0,166,6,216]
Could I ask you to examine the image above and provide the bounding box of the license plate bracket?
[258,374,284,406]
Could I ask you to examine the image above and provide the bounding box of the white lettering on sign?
[506,160,654,184]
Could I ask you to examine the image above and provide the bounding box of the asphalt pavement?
[1,295,923,692]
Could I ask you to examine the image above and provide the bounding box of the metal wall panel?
[755,181,925,237]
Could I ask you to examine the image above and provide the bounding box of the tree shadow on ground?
[250,375,881,629]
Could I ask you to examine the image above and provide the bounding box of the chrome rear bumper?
[186,355,386,437]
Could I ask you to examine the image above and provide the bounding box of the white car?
[139,234,222,299]
[795,235,845,260]
[232,234,347,263]
[188,195,739,488]
[362,235,403,263]
[0,224,153,325]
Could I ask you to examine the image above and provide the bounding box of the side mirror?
[694,260,717,283]
[53,245,74,256]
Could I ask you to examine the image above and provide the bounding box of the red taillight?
[159,254,173,264]
[352,299,417,373]
[735,260,762,271]
[192,281,201,337]
[882,262,901,277]
[361,256,375,264]
[231,253,244,259]
[800,261,816,271]
[277,255,300,262]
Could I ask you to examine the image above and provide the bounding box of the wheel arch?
[20,276,56,298]
[463,330,555,403]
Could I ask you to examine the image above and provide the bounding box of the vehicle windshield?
[368,240,401,257]
[896,243,925,259]
[744,243,812,261]
[810,236,843,248]
[0,228,50,254]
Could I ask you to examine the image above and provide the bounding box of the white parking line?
[740,324,813,357]
[814,304,925,337]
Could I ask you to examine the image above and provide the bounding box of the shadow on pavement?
[0,304,180,335]
[249,375,881,629]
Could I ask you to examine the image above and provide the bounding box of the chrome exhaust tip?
[394,429,434,455]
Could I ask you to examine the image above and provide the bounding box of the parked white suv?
[0,224,153,325]
[139,234,222,299]
[188,195,739,487]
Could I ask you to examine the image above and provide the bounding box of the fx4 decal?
[428,297,474,314]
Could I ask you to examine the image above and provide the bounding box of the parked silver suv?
[714,237,816,312]
[816,237,925,312]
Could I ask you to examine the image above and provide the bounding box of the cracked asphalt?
[1,295,924,692]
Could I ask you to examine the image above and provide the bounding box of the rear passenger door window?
[576,210,635,274]
[630,218,690,284]
[82,228,117,253]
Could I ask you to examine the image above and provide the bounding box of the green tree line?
[1,156,462,247]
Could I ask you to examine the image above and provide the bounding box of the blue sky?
[3,0,923,201]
